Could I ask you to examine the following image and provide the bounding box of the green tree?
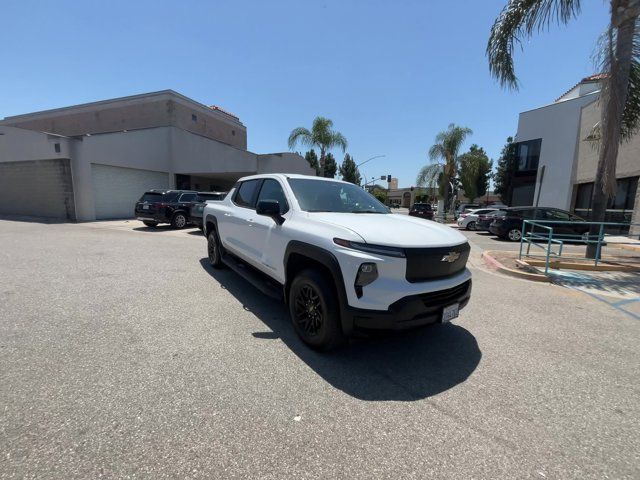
[487,0,640,258]
[339,154,362,184]
[323,153,338,178]
[373,191,387,204]
[304,149,320,175]
[493,137,516,204]
[288,117,348,177]
[416,124,472,212]
[458,144,493,202]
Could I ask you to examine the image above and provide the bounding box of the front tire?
[171,212,187,229]
[466,221,476,231]
[143,221,158,227]
[289,269,345,351]
[507,228,522,242]
[207,230,223,268]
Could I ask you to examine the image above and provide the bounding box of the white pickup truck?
[203,174,472,350]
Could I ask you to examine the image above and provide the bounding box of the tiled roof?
[555,73,606,102]
[582,73,607,82]
[209,105,240,121]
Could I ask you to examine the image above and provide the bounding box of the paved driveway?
[1,219,639,479]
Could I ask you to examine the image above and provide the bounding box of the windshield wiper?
[351,210,385,214]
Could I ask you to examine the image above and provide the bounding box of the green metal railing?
[518,220,640,274]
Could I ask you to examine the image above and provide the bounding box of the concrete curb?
[609,243,640,253]
[481,251,551,283]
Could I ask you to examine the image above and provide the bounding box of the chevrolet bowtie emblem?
[441,251,460,263]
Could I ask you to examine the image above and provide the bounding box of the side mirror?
[256,200,284,225]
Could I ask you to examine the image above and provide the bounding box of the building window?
[575,182,593,211]
[513,139,542,172]
[574,176,638,227]
[192,114,198,122]
[54,143,61,153]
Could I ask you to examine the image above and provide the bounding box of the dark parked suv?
[190,192,227,230]
[409,202,434,220]
[489,207,588,241]
[135,190,199,229]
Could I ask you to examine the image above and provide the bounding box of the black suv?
[408,203,434,220]
[489,207,588,241]
[135,190,199,229]
[190,192,227,230]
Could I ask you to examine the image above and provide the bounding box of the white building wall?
[515,92,598,210]
[0,125,72,161]
[1,125,313,221]
[257,153,315,175]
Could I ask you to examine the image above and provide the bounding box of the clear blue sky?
[1,0,609,187]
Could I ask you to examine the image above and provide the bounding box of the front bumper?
[344,279,472,330]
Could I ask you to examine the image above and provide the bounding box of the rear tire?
[143,221,158,227]
[289,269,345,351]
[507,228,522,242]
[171,212,187,229]
[207,230,223,268]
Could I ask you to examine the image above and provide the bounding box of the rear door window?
[234,180,262,208]
[178,193,197,202]
[544,209,571,221]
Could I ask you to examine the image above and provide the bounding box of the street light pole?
[357,154,386,168]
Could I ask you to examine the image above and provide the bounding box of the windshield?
[287,178,389,214]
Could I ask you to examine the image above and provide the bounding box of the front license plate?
[143,205,150,210]
[442,303,459,323]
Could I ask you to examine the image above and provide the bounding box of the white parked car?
[203,174,472,350]
[457,208,500,230]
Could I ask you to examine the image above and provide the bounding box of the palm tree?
[416,124,472,214]
[487,0,640,258]
[288,117,348,177]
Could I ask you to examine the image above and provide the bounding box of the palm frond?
[330,131,348,152]
[311,117,333,143]
[592,18,640,142]
[416,164,443,189]
[621,19,640,139]
[428,144,446,161]
[487,0,582,89]
[288,127,313,150]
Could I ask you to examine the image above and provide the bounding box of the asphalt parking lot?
[1,219,639,479]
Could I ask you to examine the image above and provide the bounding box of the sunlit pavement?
[1,219,639,479]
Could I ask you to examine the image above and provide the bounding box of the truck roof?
[236,173,350,184]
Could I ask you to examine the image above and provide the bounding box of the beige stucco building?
[512,75,639,231]
[0,90,313,221]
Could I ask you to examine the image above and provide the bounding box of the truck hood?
[307,212,468,248]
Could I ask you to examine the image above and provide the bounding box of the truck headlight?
[333,238,405,258]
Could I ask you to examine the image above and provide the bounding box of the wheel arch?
[204,214,219,237]
[284,241,353,336]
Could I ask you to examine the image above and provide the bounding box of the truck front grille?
[405,242,470,283]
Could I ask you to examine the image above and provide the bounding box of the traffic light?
[387,175,392,183]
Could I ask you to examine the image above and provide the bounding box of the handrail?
[518,219,640,274]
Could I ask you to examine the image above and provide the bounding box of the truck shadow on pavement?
[200,259,482,401]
